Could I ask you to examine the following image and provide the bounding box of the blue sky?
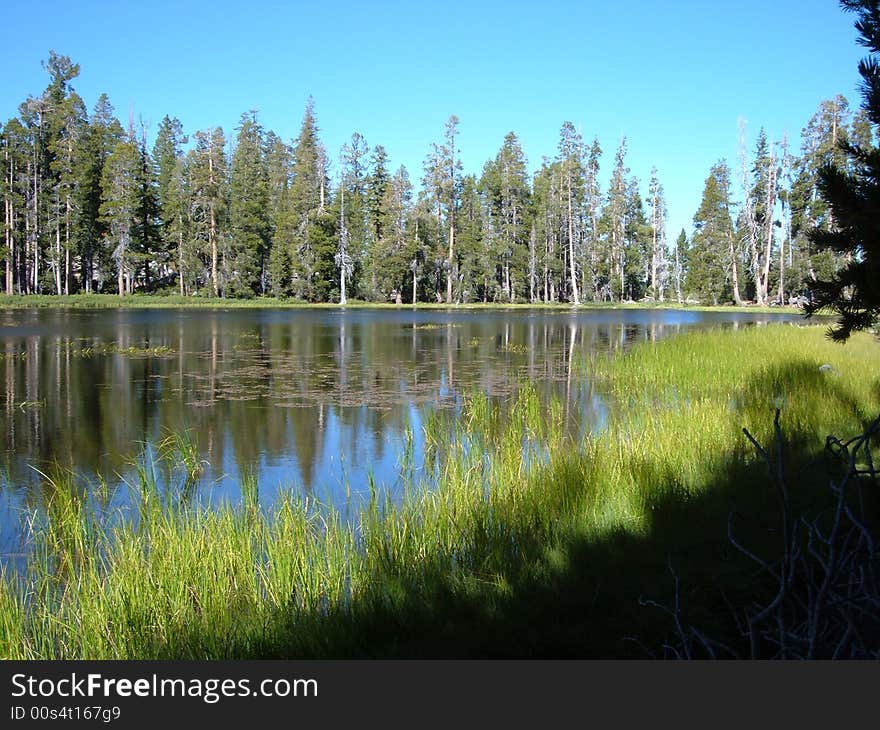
[1,0,866,238]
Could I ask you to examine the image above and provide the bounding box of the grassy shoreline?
[0,324,877,659]
[0,292,803,315]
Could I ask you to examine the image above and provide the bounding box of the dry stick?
[646,413,879,658]
[741,412,880,657]
[808,434,860,657]
[741,410,796,657]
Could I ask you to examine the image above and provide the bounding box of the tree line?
[1,52,871,304]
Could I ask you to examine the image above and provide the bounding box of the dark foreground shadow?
[155,362,880,659]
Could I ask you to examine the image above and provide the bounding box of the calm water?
[0,306,806,555]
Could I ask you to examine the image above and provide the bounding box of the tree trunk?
[760,153,777,305]
[209,151,219,297]
[528,224,536,303]
[25,161,31,295]
[777,232,786,304]
[674,241,682,304]
[4,149,12,295]
[117,242,124,296]
[54,216,61,294]
[738,120,761,304]
[339,184,347,305]
[567,175,579,305]
[446,218,454,304]
[650,201,657,299]
[729,231,743,305]
[178,216,185,296]
[32,145,39,294]
[65,135,73,295]
[411,262,417,304]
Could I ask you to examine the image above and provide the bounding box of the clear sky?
[1,0,867,239]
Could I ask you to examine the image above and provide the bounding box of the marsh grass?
[157,428,206,489]
[0,325,877,658]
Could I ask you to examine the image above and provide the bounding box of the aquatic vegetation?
[411,323,461,331]
[71,343,175,357]
[157,428,206,487]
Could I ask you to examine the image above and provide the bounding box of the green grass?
[0,292,802,314]
[0,325,877,659]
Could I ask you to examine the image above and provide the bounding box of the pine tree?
[605,138,629,300]
[77,94,122,293]
[152,115,186,291]
[648,167,668,301]
[742,127,781,305]
[455,174,483,302]
[367,145,389,246]
[442,116,461,303]
[264,131,291,220]
[2,119,29,294]
[360,162,415,302]
[15,52,81,294]
[264,131,291,295]
[789,98,854,290]
[805,0,880,339]
[337,132,369,300]
[229,111,270,297]
[420,132,450,302]
[481,132,530,302]
[419,117,461,303]
[100,137,142,296]
[17,98,46,292]
[271,98,330,300]
[166,155,190,294]
[556,122,584,304]
[188,128,228,297]
[687,161,736,304]
[673,228,688,303]
[385,165,415,300]
[776,133,795,304]
[362,144,390,299]
[581,137,602,301]
[531,158,565,302]
[47,91,86,294]
[408,197,435,303]
[133,128,161,290]
[623,175,650,300]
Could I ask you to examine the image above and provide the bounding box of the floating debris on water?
[70,343,176,357]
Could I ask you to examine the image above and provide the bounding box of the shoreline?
[0,293,805,315]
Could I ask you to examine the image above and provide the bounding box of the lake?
[0,306,807,558]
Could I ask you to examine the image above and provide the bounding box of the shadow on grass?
[251,462,827,658]
[73,361,880,659]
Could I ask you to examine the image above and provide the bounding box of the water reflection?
[0,307,805,552]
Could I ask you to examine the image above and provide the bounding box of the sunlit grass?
[0,324,877,658]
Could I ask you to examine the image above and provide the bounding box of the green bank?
[0,293,801,314]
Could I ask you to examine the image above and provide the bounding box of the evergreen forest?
[1,53,873,306]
